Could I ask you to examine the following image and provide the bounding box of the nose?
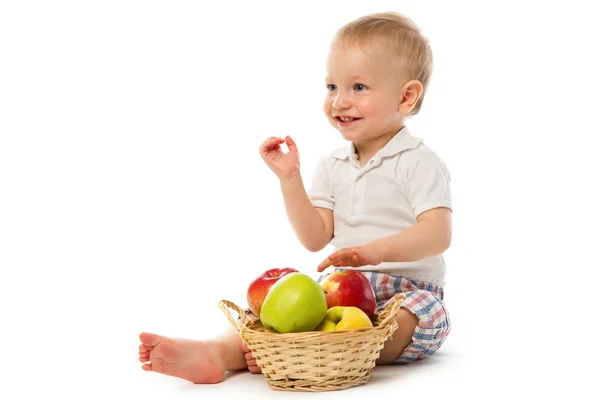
[332,91,351,110]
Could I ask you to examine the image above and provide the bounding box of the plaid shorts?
[317,268,451,364]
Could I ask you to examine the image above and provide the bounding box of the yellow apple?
[315,306,373,332]
[316,319,337,332]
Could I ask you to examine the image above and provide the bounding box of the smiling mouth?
[335,116,361,122]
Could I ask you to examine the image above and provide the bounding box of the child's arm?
[316,207,451,271]
[374,207,451,262]
[260,136,333,252]
[280,174,333,252]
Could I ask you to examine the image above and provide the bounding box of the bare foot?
[241,342,261,374]
[138,332,226,384]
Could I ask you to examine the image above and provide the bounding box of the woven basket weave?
[219,292,405,392]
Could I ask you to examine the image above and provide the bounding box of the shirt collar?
[331,126,423,160]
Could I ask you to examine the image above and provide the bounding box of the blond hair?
[332,12,433,116]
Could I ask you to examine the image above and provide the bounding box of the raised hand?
[316,245,384,272]
[259,135,300,180]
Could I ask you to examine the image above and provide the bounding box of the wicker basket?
[219,292,405,392]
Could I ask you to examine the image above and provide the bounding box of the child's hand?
[259,135,300,180]
[316,244,384,272]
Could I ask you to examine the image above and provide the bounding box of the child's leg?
[378,289,451,364]
[376,308,419,364]
[138,327,248,384]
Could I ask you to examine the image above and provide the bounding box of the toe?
[241,342,250,352]
[248,365,261,374]
[139,332,161,347]
[246,359,257,367]
[244,352,254,360]
[141,363,152,371]
[139,356,149,362]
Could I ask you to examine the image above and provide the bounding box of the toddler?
[138,11,452,383]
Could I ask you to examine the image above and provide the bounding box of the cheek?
[323,98,332,116]
[356,100,377,118]
[359,98,393,121]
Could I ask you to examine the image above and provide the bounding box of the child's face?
[323,44,405,143]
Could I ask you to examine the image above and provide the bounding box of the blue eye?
[327,84,337,91]
[354,83,366,91]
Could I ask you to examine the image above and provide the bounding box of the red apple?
[246,268,298,316]
[319,270,377,318]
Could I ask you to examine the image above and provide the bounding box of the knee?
[376,309,419,365]
[395,308,418,335]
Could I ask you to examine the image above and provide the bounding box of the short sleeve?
[400,148,452,218]
[307,156,335,210]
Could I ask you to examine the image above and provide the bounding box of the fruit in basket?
[259,272,328,333]
[315,306,373,331]
[247,268,298,316]
[319,270,377,317]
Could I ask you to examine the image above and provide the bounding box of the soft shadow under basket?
[219,292,405,392]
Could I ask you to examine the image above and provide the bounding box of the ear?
[398,80,424,115]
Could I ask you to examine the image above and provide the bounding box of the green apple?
[315,306,373,332]
[259,272,327,333]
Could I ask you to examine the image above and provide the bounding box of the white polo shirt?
[308,127,452,286]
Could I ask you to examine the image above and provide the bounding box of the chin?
[338,129,365,142]
[328,119,367,142]
[339,132,356,141]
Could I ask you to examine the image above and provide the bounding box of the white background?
[1,1,599,399]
